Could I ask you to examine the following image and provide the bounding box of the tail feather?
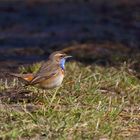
[9,73,34,82]
[9,73,23,78]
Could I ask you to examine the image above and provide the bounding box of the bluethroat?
[10,51,72,89]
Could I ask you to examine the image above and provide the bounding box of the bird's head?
[49,51,72,69]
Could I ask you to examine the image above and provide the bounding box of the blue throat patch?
[60,58,66,70]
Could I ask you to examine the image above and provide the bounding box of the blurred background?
[0,0,139,75]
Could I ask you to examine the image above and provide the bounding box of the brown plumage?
[9,51,72,89]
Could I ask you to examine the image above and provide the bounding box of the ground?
[0,0,140,139]
[0,43,140,139]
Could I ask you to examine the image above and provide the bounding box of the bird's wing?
[30,62,60,85]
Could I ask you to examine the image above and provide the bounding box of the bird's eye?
[60,55,64,58]
[59,54,65,58]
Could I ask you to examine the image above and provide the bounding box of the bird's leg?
[42,89,48,99]
[49,87,60,107]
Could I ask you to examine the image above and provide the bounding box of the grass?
[0,61,140,139]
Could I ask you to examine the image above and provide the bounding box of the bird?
[10,51,72,89]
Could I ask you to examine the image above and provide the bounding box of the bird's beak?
[64,55,72,59]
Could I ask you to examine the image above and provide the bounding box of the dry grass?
[0,60,140,139]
